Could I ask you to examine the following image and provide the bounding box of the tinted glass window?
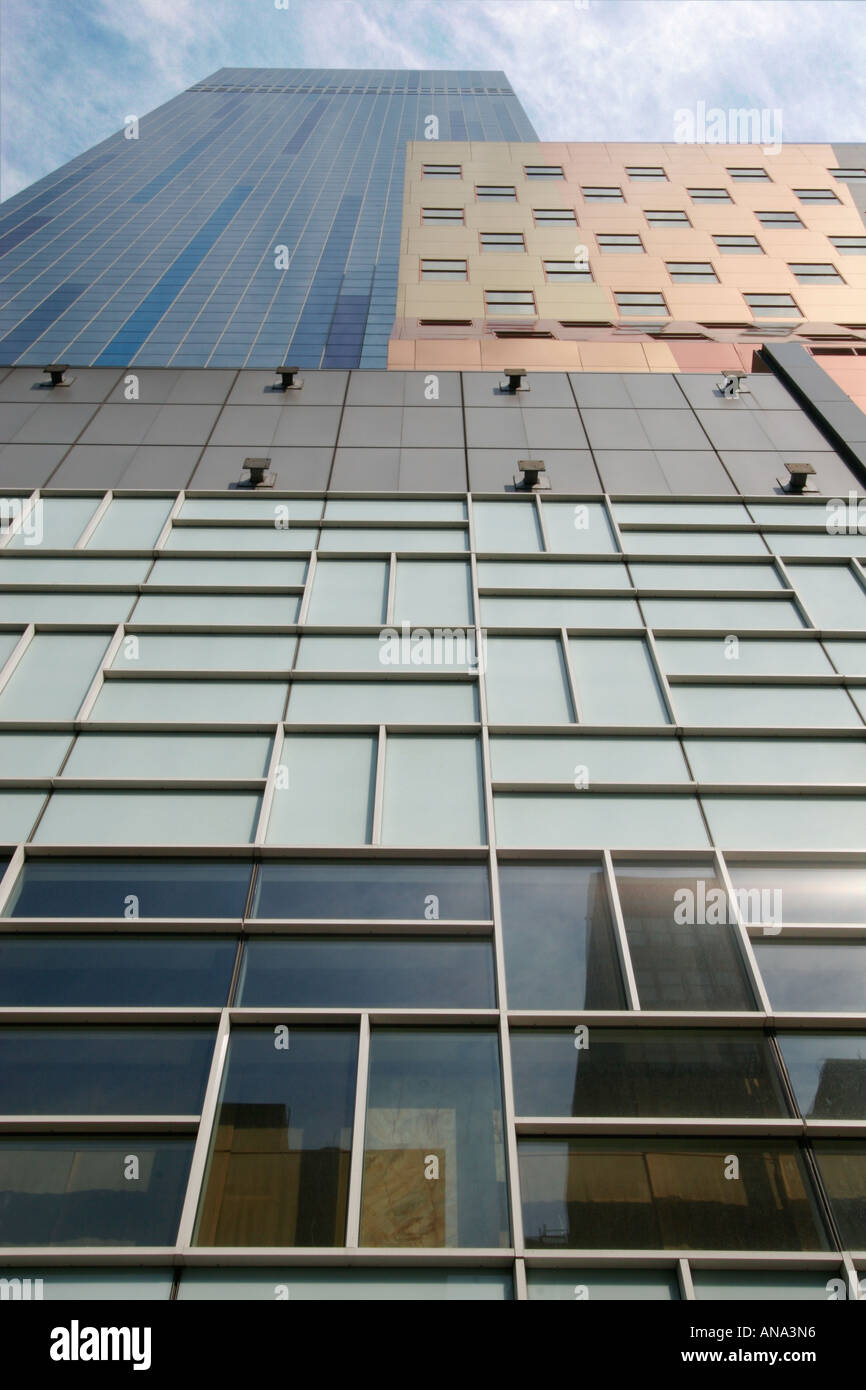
[5,859,252,918]
[0,936,235,1006]
[252,861,490,920]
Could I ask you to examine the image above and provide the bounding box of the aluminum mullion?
[0,623,35,695]
[513,1256,528,1300]
[714,848,773,1015]
[253,722,285,845]
[678,1258,696,1300]
[296,549,316,625]
[175,1007,231,1250]
[73,491,113,550]
[345,1012,370,1249]
[371,725,386,844]
[74,623,125,722]
[153,491,185,551]
[559,625,583,722]
[602,849,641,1010]
[533,492,551,552]
[0,490,39,549]
[386,552,397,624]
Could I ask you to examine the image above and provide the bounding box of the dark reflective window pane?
[727,863,866,925]
[196,1029,358,1247]
[5,859,252,919]
[779,1033,866,1119]
[177,1268,512,1300]
[527,1268,679,1300]
[252,860,490,920]
[754,942,866,1012]
[0,1138,193,1246]
[0,1029,215,1114]
[519,1138,829,1250]
[238,937,495,1008]
[0,936,235,1006]
[616,863,755,1011]
[361,1030,509,1248]
[499,864,624,1010]
[511,1029,790,1118]
[812,1142,866,1248]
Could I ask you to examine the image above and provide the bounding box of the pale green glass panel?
[672,684,861,727]
[0,791,46,840]
[787,564,866,629]
[823,640,866,675]
[478,561,629,589]
[656,637,832,676]
[110,634,296,672]
[86,499,173,550]
[306,561,388,625]
[286,682,477,723]
[130,594,299,625]
[527,1269,679,1301]
[177,1269,509,1300]
[473,502,542,553]
[0,1269,173,1300]
[34,791,260,845]
[266,735,376,845]
[570,638,669,724]
[623,531,767,556]
[642,598,804,629]
[165,526,318,552]
[0,633,21,668]
[749,503,841,528]
[702,796,866,850]
[8,497,98,549]
[542,502,618,555]
[849,688,866,722]
[147,558,306,587]
[62,733,273,780]
[393,560,473,626]
[685,738,866,784]
[494,793,709,848]
[318,528,467,553]
[481,597,641,628]
[766,533,866,557]
[0,558,148,584]
[631,562,782,591]
[381,736,485,846]
[490,735,689,783]
[0,594,133,623]
[485,638,574,724]
[325,500,466,521]
[614,502,751,524]
[296,636,407,672]
[90,680,287,724]
[693,1270,835,1301]
[0,733,71,777]
[180,497,324,521]
[0,634,109,721]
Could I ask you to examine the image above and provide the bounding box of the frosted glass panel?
[180,497,324,521]
[766,533,866,557]
[0,634,108,721]
[569,638,669,724]
[0,733,71,777]
[485,638,574,724]
[34,791,260,844]
[0,558,148,584]
[165,526,317,552]
[90,680,287,724]
[325,500,465,521]
[481,597,641,627]
[642,599,804,630]
[63,734,273,780]
[110,634,296,672]
[473,502,542,553]
[0,594,132,623]
[702,796,866,849]
[685,738,866,784]
[0,633,21,668]
[478,560,629,589]
[787,565,866,629]
[631,562,782,591]
[266,735,376,844]
[147,559,306,587]
[614,502,751,524]
[623,531,767,556]
[7,497,98,549]
[177,1269,509,1300]
[824,640,866,675]
[286,682,477,724]
[297,636,431,672]
[542,502,618,554]
[672,685,861,727]
[749,503,843,527]
[306,561,388,625]
[86,499,173,549]
[0,791,46,842]
[490,735,689,783]
[130,594,299,625]
[495,793,709,848]
[656,638,832,676]
[318,528,467,552]
[382,736,485,845]
[528,1269,679,1301]
[392,561,473,626]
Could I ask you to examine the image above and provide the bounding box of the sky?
[2,0,866,201]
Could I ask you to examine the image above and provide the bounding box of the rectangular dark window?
[779,1033,866,1119]
[615,291,668,316]
[0,1028,215,1114]
[597,233,644,252]
[830,168,866,183]
[0,936,236,1006]
[627,167,667,181]
[251,861,490,920]
[789,262,845,284]
[423,165,461,178]
[519,1138,829,1250]
[484,290,536,316]
[666,262,719,283]
[688,188,731,203]
[714,234,763,254]
[476,185,516,201]
[499,863,625,1010]
[4,859,252,919]
[0,1137,193,1246]
[727,167,770,181]
[195,1028,358,1247]
[582,186,624,202]
[795,188,840,203]
[756,210,803,227]
[360,1030,509,1248]
[421,208,464,225]
[831,236,866,253]
[753,941,866,1012]
[480,232,526,251]
[420,259,467,281]
[525,165,564,179]
[511,1028,790,1117]
[615,863,756,1011]
[544,259,592,281]
[533,208,577,225]
[745,292,801,318]
[645,210,690,226]
[237,937,496,1008]
[812,1142,866,1247]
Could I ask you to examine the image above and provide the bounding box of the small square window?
[714,234,763,254]
[476,185,517,201]
[422,207,464,225]
[789,262,845,284]
[831,236,866,254]
[525,165,564,179]
[484,290,536,316]
[727,167,771,181]
[582,186,625,202]
[480,232,526,251]
[420,259,467,281]
[744,292,801,319]
[597,232,644,253]
[795,188,841,203]
[423,164,461,178]
[615,291,668,317]
[646,209,691,227]
[533,208,577,226]
[666,261,719,283]
[756,210,803,227]
[544,259,593,281]
[688,188,732,203]
[626,166,667,181]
